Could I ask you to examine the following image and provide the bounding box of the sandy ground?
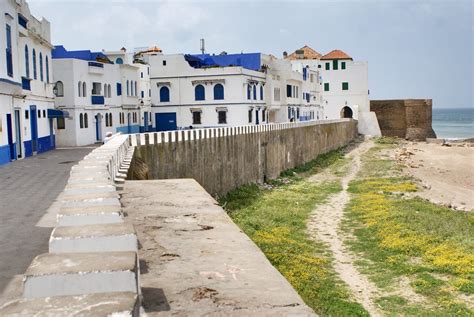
[397,142,474,212]
[307,139,383,317]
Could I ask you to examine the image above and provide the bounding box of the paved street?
[0,147,94,294]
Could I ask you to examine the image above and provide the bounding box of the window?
[147,67,149,75]
[149,89,151,97]
[248,109,253,123]
[78,81,82,97]
[262,109,266,122]
[116,57,123,64]
[83,82,87,97]
[342,82,349,90]
[247,85,251,100]
[162,60,166,66]
[218,110,227,124]
[135,81,137,96]
[108,84,112,98]
[25,110,29,119]
[130,81,134,96]
[117,83,122,96]
[333,60,338,70]
[126,80,129,96]
[292,86,295,97]
[84,113,88,128]
[214,84,224,100]
[79,113,84,128]
[39,53,43,81]
[192,111,201,124]
[296,108,300,119]
[195,84,205,101]
[43,110,46,117]
[324,83,330,91]
[24,45,29,78]
[341,61,346,70]
[274,88,280,101]
[6,24,13,77]
[288,107,291,119]
[46,56,49,83]
[296,86,298,98]
[104,83,108,97]
[38,110,41,118]
[57,117,65,129]
[55,81,64,97]
[325,62,330,70]
[33,49,37,79]
[253,85,257,100]
[92,82,102,95]
[141,90,144,98]
[287,85,292,97]
[260,85,264,100]
[159,86,170,102]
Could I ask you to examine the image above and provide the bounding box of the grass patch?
[220,148,369,316]
[280,147,346,178]
[344,137,474,315]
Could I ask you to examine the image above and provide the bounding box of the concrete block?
[61,197,121,209]
[63,185,116,195]
[57,205,123,227]
[50,223,137,253]
[0,292,139,316]
[61,191,119,201]
[23,252,138,298]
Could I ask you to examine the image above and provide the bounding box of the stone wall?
[128,120,358,197]
[370,99,436,140]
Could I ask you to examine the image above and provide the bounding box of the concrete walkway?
[121,179,315,316]
[0,147,94,296]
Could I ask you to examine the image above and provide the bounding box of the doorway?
[29,105,38,153]
[6,114,14,160]
[14,110,22,158]
[340,106,353,119]
[95,114,102,141]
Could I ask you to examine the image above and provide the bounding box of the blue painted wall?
[0,145,11,165]
[24,140,32,157]
[116,125,140,134]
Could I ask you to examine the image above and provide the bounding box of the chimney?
[283,51,288,58]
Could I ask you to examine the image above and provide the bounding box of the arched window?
[39,52,43,81]
[46,56,49,83]
[260,85,264,100]
[135,81,137,96]
[83,82,87,97]
[109,112,113,126]
[116,57,123,64]
[126,80,129,96]
[55,81,64,97]
[159,86,170,102]
[247,84,251,100]
[32,49,37,80]
[214,84,224,100]
[79,113,84,128]
[24,45,29,78]
[105,113,109,127]
[104,83,108,97]
[108,84,111,98]
[195,84,205,101]
[253,85,257,100]
[130,81,134,96]
[84,113,88,128]
[78,81,82,97]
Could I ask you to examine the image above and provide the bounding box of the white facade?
[0,0,55,165]
[53,47,149,146]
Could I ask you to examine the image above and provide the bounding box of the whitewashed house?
[286,46,381,135]
[52,46,145,146]
[0,0,55,165]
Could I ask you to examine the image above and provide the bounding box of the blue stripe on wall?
[24,140,33,157]
[38,135,55,153]
[0,145,11,165]
[116,125,140,134]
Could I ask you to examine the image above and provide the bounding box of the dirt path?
[307,139,382,316]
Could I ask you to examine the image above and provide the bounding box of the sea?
[432,107,474,140]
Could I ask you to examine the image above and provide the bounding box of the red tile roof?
[286,45,322,60]
[320,49,352,60]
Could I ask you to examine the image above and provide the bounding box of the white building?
[286,46,381,135]
[52,46,151,146]
[0,0,55,165]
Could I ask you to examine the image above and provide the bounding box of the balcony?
[21,77,31,91]
[91,95,104,105]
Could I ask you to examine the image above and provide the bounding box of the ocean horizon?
[432,107,473,140]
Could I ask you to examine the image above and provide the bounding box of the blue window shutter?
[303,68,307,80]
[214,84,224,100]
[141,91,144,98]
[160,86,170,102]
[253,85,257,99]
[247,85,251,100]
[195,85,205,101]
[260,85,263,100]
[116,83,122,96]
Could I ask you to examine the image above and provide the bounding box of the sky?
[28,0,473,108]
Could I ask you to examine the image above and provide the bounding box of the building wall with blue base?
[0,145,11,166]
[116,125,141,134]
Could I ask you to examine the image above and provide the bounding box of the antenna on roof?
[200,39,205,55]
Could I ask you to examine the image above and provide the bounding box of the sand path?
[307,139,382,316]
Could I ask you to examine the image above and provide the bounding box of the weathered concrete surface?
[0,147,93,294]
[129,120,358,197]
[121,179,315,316]
[57,205,123,227]
[370,99,436,140]
[23,252,138,298]
[0,292,139,316]
[49,223,137,253]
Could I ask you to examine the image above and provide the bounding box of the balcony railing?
[21,77,31,91]
[91,95,104,105]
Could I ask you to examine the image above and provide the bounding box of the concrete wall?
[128,120,358,196]
[370,99,436,140]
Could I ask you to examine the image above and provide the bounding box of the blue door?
[30,105,38,153]
[95,114,102,141]
[6,114,15,160]
[144,112,149,132]
[127,113,131,134]
[155,113,177,131]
